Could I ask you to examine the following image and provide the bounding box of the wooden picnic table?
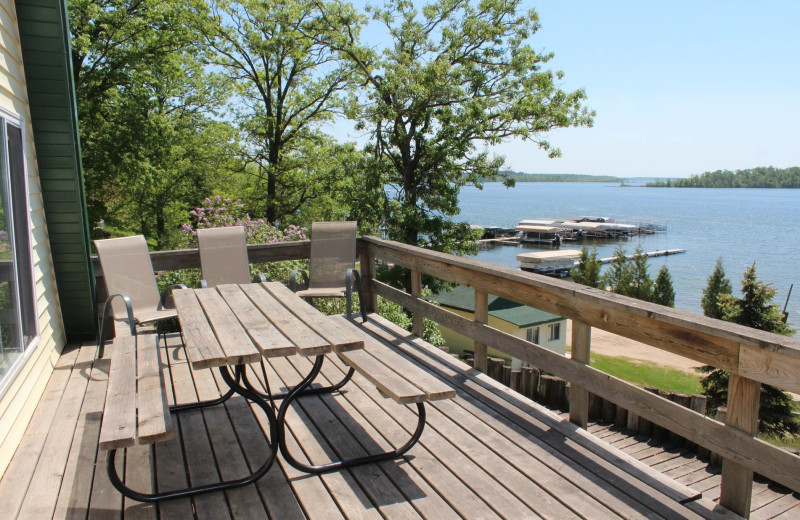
[173,282,451,476]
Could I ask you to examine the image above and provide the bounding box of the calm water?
[456,182,800,330]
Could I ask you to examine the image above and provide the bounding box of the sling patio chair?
[196,226,266,287]
[95,235,186,356]
[289,220,366,321]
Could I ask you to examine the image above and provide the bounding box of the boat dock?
[598,248,686,264]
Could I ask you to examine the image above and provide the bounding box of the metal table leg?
[275,355,426,474]
[106,365,278,502]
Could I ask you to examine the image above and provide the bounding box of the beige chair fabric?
[95,235,183,352]
[290,221,365,319]
[197,226,253,287]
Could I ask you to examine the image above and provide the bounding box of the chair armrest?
[200,279,209,288]
[158,283,188,310]
[253,273,267,283]
[102,293,136,336]
[289,269,309,292]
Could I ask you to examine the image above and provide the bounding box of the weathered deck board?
[2,326,799,519]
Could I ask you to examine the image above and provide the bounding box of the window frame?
[0,106,40,397]
[547,322,561,342]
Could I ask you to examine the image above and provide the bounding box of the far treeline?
[647,166,800,188]
[494,172,623,183]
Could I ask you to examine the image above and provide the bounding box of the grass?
[587,351,703,395]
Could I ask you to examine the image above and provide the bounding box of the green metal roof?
[430,285,563,328]
[16,0,97,341]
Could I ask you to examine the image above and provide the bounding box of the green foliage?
[196,0,362,225]
[647,166,800,188]
[312,0,593,259]
[627,246,653,301]
[652,266,676,307]
[70,0,236,249]
[701,258,732,319]
[699,262,798,438]
[570,246,601,288]
[602,246,633,295]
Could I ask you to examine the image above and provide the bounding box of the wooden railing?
[356,236,800,518]
[93,237,800,517]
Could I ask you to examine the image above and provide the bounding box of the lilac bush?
[182,195,306,245]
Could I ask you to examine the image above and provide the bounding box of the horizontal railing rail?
[92,236,800,517]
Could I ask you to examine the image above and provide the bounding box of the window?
[547,323,561,342]
[526,327,539,344]
[0,116,37,386]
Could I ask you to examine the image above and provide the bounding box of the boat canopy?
[515,225,561,233]
[516,250,582,263]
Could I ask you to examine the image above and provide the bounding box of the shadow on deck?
[0,314,744,519]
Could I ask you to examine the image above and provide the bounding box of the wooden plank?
[740,345,800,394]
[99,336,138,449]
[261,282,363,352]
[52,351,110,520]
[372,282,800,494]
[720,374,761,516]
[240,282,330,356]
[17,345,94,520]
[473,289,488,373]
[135,334,172,445]
[337,348,428,403]
[172,289,227,369]
[358,248,378,313]
[569,319,591,428]
[216,283,296,358]
[123,444,157,520]
[335,315,455,400]
[195,287,261,366]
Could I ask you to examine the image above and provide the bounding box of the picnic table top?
[173,282,364,369]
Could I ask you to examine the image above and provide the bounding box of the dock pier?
[597,248,685,264]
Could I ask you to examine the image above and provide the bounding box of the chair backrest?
[197,226,252,287]
[308,221,357,290]
[94,235,161,319]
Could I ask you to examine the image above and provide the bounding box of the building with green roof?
[429,285,568,364]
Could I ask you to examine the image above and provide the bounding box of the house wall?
[438,307,568,362]
[0,0,65,477]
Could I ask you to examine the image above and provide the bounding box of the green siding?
[16,0,97,341]
[430,285,563,328]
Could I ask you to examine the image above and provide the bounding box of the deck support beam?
[569,320,591,428]
[411,270,424,337]
[474,290,489,373]
[719,373,761,517]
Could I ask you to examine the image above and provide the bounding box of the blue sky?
[495,1,800,178]
[346,1,800,178]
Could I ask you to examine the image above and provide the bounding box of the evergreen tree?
[602,246,632,295]
[699,262,798,438]
[702,258,732,319]
[652,266,675,307]
[628,245,653,300]
[571,246,601,288]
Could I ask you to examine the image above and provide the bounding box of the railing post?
[359,251,377,314]
[410,270,424,337]
[719,373,761,517]
[569,320,591,428]
[474,290,488,373]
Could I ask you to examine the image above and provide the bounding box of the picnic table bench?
[97,282,455,501]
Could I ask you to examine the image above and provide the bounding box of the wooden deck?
[0,314,741,519]
[585,422,800,520]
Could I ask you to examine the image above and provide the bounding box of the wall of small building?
[437,307,567,362]
[0,0,66,477]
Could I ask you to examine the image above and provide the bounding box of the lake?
[456,182,800,330]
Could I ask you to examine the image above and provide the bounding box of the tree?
[70,0,234,246]
[699,262,798,438]
[602,246,632,295]
[628,245,653,300]
[196,0,362,225]
[313,0,593,254]
[652,265,675,307]
[701,257,732,319]
[571,246,601,288]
